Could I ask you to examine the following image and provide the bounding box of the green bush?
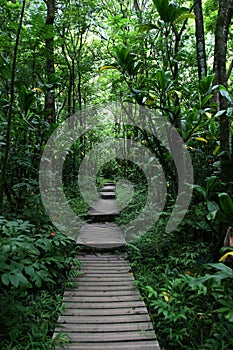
[0,217,80,349]
[126,192,233,349]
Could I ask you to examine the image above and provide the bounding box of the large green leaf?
[153,0,193,24]
[174,13,195,24]
[218,192,233,217]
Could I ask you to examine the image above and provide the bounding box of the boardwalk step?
[100,185,115,192]
[55,330,156,342]
[62,306,148,316]
[77,223,125,249]
[57,341,160,350]
[100,191,115,199]
[55,322,154,332]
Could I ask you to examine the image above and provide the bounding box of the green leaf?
[218,192,233,217]
[192,184,206,199]
[206,200,219,220]
[201,94,213,107]
[156,69,167,91]
[189,274,212,286]
[214,110,226,117]
[1,273,10,286]
[9,273,20,287]
[207,200,219,213]
[173,13,195,24]
[199,74,215,95]
[219,87,233,104]
[205,176,218,198]
[25,266,35,277]
[136,23,159,32]
[208,262,233,275]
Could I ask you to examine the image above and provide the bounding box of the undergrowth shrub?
[0,217,80,349]
[125,186,233,349]
[127,218,233,349]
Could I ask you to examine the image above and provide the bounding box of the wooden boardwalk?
[77,223,125,249]
[54,183,160,349]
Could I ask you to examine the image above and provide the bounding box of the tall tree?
[194,0,207,80]
[0,0,26,210]
[44,0,56,123]
[213,0,233,182]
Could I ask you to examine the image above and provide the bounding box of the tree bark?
[194,0,207,80]
[44,0,56,123]
[213,0,233,183]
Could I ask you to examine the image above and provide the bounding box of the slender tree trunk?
[213,0,233,183]
[44,0,56,123]
[194,0,207,80]
[0,0,26,211]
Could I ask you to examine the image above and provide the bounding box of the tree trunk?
[194,0,207,80]
[213,0,233,183]
[0,0,26,211]
[44,0,56,123]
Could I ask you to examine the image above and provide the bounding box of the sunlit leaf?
[213,145,220,156]
[162,291,170,302]
[32,87,43,93]
[195,137,208,143]
[219,252,233,262]
[214,110,226,117]
[99,65,117,73]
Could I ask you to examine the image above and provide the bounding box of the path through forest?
[54,183,160,349]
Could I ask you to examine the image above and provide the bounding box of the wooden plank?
[73,278,135,283]
[64,290,140,297]
[103,182,115,185]
[72,284,136,291]
[55,321,153,332]
[77,223,126,248]
[88,199,119,216]
[78,254,126,260]
[79,266,130,271]
[58,314,152,324]
[78,262,130,267]
[63,295,142,302]
[69,281,136,287]
[100,192,116,199]
[62,301,146,309]
[100,186,115,192]
[62,306,148,316]
[56,330,156,342]
[79,270,131,274]
[56,341,160,350]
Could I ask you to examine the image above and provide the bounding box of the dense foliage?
[0,0,233,349]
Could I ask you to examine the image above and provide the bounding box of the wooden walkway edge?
[54,183,160,350]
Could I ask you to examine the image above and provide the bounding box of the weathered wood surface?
[76,223,125,248]
[88,199,119,216]
[103,182,115,186]
[54,254,160,350]
[87,199,119,222]
[100,191,115,199]
[100,185,115,192]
